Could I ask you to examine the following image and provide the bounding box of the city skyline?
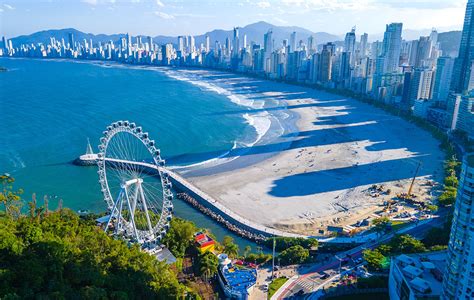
[0,0,467,39]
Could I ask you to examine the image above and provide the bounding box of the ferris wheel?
[97,120,173,244]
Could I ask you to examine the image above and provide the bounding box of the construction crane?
[408,162,422,196]
[397,161,422,202]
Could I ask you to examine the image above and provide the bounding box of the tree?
[243,245,251,258]
[0,208,186,298]
[389,234,426,254]
[0,175,23,218]
[363,249,385,271]
[438,187,457,206]
[162,218,197,258]
[373,217,390,236]
[278,245,309,265]
[222,236,239,258]
[198,252,218,280]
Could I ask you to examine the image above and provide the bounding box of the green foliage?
[268,277,288,299]
[244,252,272,264]
[162,218,197,258]
[197,251,218,280]
[439,188,457,206]
[388,234,426,254]
[222,236,239,258]
[423,218,452,248]
[243,245,251,257]
[362,249,385,271]
[0,209,185,298]
[0,175,23,218]
[372,217,391,236]
[264,237,318,252]
[278,245,309,265]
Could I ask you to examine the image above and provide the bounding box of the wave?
[162,69,275,170]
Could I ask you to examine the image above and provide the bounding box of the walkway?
[80,154,304,238]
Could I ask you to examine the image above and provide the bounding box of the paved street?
[276,211,448,299]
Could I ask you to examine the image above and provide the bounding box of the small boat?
[77,209,90,215]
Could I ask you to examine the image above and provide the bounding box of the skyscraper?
[360,33,368,58]
[432,57,455,102]
[344,27,356,57]
[289,31,296,53]
[177,36,185,53]
[264,30,273,72]
[382,23,403,73]
[68,32,75,50]
[205,35,210,52]
[232,27,239,57]
[442,151,474,299]
[451,0,474,94]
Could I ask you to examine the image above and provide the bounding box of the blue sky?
[0,0,467,38]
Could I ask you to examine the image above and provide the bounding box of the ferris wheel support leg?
[116,189,125,236]
[105,189,122,233]
[131,184,139,215]
[124,186,141,243]
[138,181,154,237]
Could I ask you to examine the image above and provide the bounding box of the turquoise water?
[0,58,259,250]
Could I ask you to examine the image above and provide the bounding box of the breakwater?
[176,192,266,242]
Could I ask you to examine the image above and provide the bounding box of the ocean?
[0,58,285,250]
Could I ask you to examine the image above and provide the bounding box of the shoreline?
[3,57,445,237]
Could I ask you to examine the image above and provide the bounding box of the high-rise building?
[205,35,210,52]
[442,151,474,299]
[432,57,455,102]
[68,32,75,50]
[232,27,239,57]
[307,35,315,55]
[382,23,403,73]
[344,27,356,59]
[415,36,433,68]
[264,30,273,72]
[243,34,247,49]
[190,36,195,53]
[289,31,296,53]
[409,68,434,103]
[360,33,368,58]
[451,0,474,94]
[318,43,335,82]
[177,36,185,53]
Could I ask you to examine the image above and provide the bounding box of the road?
[276,211,448,299]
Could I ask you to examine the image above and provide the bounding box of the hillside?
[6,21,341,48]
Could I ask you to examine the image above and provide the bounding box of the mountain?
[9,28,126,47]
[6,21,341,48]
[188,21,341,46]
[438,31,461,57]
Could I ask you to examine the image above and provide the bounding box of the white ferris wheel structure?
[97,120,174,244]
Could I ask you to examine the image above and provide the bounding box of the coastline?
[179,70,445,236]
[3,57,445,237]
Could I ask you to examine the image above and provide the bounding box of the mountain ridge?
[4,21,460,56]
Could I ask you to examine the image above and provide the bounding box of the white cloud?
[81,0,98,5]
[257,1,271,9]
[154,11,174,19]
[4,4,14,10]
[156,0,164,7]
[280,0,373,11]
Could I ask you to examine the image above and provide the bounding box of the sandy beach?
[168,69,445,236]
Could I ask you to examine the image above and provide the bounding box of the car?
[320,273,330,280]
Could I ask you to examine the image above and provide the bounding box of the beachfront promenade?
[78,154,304,238]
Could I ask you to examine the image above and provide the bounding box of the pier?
[76,154,305,239]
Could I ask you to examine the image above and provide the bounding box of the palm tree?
[243,245,251,258]
[199,252,218,280]
[224,243,239,258]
